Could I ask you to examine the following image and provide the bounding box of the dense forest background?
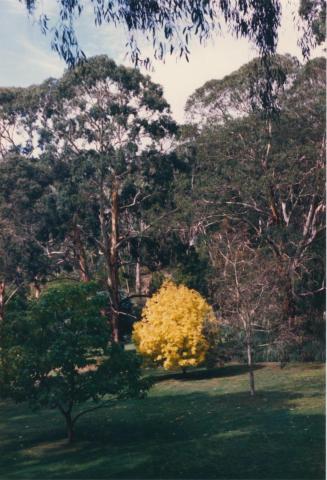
[0,53,325,365]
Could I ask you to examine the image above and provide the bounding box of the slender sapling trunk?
[33,279,41,299]
[73,220,90,283]
[109,182,120,343]
[0,281,5,323]
[62,410,75,444]
[246,338,255,396]
[135,257,141,294]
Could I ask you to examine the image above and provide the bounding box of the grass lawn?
[0,363,325,479]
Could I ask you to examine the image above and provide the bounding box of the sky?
[0,0,324,122]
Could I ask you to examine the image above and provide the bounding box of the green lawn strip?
[0,363,324,479]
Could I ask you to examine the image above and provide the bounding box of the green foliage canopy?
[1,281,149,441]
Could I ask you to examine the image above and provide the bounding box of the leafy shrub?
[133,281,218,370]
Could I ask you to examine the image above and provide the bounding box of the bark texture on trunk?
[246,339,255,396]
[0,281,5,323]
[65,412,74,444]
[135,257,141,294]
[109,183,120,343]
[98,176,121,344]
[33,279,41,299]
[268,184,280,225]
[73,221,90,283]
[284,268,296,330]
[58,405,75,444]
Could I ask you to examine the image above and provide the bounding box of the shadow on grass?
[0,387,324,479]
[149,363,264,383]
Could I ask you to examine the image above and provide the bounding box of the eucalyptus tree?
[36,56,178,342]
[185,54,300,125]
[21,0,282,67]
[0,82,96,302]
[177,56,325,358]
[20,1,325,72]
[0,56,179,340]
[0,153,54,321]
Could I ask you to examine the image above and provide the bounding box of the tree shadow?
[150,363,264,383]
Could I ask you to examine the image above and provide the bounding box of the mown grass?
[0,363,325,479]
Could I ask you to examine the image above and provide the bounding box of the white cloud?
[19,36,64,77]
[136,34,255,122]
[133,0,325,122]
[2,0,25,15]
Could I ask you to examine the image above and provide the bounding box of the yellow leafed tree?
[133,281,217,370]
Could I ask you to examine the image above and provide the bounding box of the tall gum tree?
[18,1,325,118]
[38,56,178,342]
[0,58,180,338]
[176,55,325,357]
[0,153,54,321]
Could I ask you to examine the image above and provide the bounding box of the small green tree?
[0,281,149,443]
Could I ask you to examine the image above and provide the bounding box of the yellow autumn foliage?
[133,281,217,370]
